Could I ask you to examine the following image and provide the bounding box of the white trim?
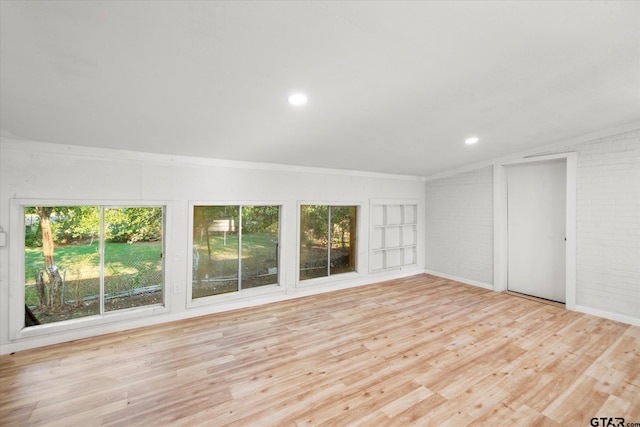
[296,201,363,288]
[296,271,361,288]
[188,284,285,309]
[1,269,421,355]
[424,122,640,181]
[493,164,506,292]
[493,153,577,309]
[565,154,577,310]
[9,199,170,341]
[0,137,424,182]
[186,201,286,309]
[370,198,420,206]
[574,305,640,327]
[5,124,639,184]
[9,200,27,340]
[423,270,494,290]
[369,199,420,274]
[499,152,574,165]
[423,273,639,327]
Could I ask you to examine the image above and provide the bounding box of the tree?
[56,206,100,245]
[300,205,328,246]
[242,206,279,233]
[105,207,162,243]
[34,207,63,307]
[329,206,354,249]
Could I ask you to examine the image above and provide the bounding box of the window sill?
[296,271,360,288]
[12,304,168,341]
[188,283,283,308]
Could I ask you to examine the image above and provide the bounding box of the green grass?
[193,233,278,260]
[193,233,279,283]
[25,241,164,308]
[25,233,278,307]
[25,241,163,285]
[25,233,278,285]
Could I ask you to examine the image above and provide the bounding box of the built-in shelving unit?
[370,201,418,272]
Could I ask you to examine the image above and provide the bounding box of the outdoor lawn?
[192,232,280,297]
[25,241,163,308]
[26,232,279,307]
[23,205,166,324]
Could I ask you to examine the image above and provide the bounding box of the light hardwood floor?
[1,274,639,426]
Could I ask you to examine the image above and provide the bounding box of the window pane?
[300,205,329,280]
[25,206,101,326]
[241,206,279,289]
[330,206,357,275]
[193,206,239,297]
[104,207,164,312]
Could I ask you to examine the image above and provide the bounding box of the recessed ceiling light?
[288,93,308,106]
[465,137,479,145]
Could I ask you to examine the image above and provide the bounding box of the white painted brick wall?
[544,128,640,318]
[425,166,493,284]
[424,128,639,321]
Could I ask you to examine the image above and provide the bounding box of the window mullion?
[327,206,331,277]
[99,207,105,316]
[238,206,242,291]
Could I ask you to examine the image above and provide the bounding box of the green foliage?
[25,206,163,247]
[55,207,100,243]
[300,205,328,244]
[193,205,280,238]
[25,223,41,247]
[242,206,279,234]
[193,206,239,235]
[300,205,355,249]
[330,206,356,249]
[106,207,163,243]
[24,284,39,307]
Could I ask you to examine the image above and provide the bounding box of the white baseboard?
[0,268,424,355]
[574,305,640,327]
[423,269,494,291]
[423,270,639,327]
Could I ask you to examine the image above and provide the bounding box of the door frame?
[493,152,577,310]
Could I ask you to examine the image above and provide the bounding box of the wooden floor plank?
[1,274,638,426]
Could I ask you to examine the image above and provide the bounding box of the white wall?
[0,137,425,354]
[424,166,494,287]
[539,128,639,320]
[424,129,640,324]
[3,127,637,353]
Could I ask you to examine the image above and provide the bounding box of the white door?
[507,160,566,303]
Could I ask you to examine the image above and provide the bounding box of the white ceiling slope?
[1,1,639,177]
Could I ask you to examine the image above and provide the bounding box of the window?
[192,205,280,298]
[23,206,164,327]
[299,205,357,280]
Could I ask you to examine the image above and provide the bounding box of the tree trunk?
[36,207,63,307]
[46,265,63,307]
[38,208,55,268]
[200,209,212,260]
[35,270,46,306]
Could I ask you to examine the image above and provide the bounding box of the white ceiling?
[1,1,639,177]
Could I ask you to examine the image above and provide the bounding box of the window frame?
[296,201,361,287]
[187,201,284,308]
[9,199,170,341]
